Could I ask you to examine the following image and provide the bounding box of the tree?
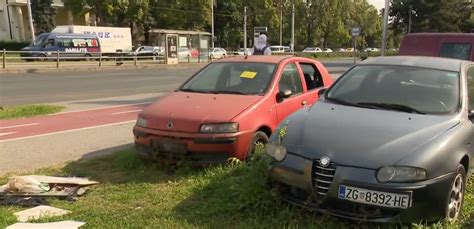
[31,0,56,34]
[390,0,472,34]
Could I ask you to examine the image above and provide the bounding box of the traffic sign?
[352,27,361,37]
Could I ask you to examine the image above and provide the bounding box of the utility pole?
[291,3,295,53]
[381,0,389,56]
[211,0,215,48]
[408,5,412,34]
[244,7,247,52]
[280,0,283,46]
[27,0,35,40]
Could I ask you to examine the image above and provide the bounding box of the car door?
[467,65,474,171]
[275,62,308,123]
[297,61,328,105]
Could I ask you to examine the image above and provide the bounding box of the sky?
[368,0,386,10]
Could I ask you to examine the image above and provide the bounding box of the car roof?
[360,56,464,72]
[214,55,295,64]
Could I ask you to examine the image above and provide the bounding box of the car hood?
[285,101,460,169]
[21,46,38,51]
[141,91,261,132]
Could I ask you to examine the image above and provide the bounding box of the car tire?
[444,164,467,221]
[37,54,46,62]
[245,131,269,162]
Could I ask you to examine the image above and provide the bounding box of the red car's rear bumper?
[133,126,254,164]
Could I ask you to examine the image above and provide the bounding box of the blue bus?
[20,33,101,61]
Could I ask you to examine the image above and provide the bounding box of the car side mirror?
[277,89,292,102]
[318,88,328,97]
[469,110,474,119]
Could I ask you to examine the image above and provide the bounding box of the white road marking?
[0,123,40,130]
[0,120,136,143]
[112,109,142,115]
[49,102,151,115]
[0,132,17,137]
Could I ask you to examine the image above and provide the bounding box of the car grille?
[312,160,336,197]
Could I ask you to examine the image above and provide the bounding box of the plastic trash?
[5,176,50,193]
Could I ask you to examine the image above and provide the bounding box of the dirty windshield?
[326,65,460,114]
[180,62,276,95]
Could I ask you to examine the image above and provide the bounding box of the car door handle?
[301,101,307,106]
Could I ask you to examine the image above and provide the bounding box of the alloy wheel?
[447,173,464,220]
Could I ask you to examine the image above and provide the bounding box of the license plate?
[152,139,187,155]
[338,185,411,209]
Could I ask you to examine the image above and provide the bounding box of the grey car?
[266,56,474,223]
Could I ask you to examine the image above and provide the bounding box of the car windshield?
[326,65,460,114]
[180,62,276,95]
[30,34,49,47]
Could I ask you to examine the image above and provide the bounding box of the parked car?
[284,46,291,53]
[269,45,286,53]
[399,33,474,61]
[133,56,334,164]
[234,48,253,56]
[346,48,358,52]
[128,46,164,59]
[323,48,333,53]
[267,55,473,223]
[20,33,101,61]
[209,47,227,59]
[336,48,347,52]
[302,47,323,53]
[178,47,191,59]
[364,47,379,52]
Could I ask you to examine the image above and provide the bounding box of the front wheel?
[245,131,269,162]
[444,164,466,221]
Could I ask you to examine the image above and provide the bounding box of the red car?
[133,56,333,164]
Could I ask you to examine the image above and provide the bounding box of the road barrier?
[0,49,232,70]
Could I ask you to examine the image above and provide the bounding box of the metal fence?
[0,49,227,70]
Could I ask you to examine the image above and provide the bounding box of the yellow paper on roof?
[240,71,257,79]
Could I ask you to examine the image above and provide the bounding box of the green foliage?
[390,0,473,34]
[0,104,64,120]
[31,0,56,35]
[0,41,30,51]
[0,149,473,228]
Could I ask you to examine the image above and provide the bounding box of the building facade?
[0,0,91,42]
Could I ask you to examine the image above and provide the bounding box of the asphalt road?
[0,60,354,106]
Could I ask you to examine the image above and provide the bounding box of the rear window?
[440,43,471,60]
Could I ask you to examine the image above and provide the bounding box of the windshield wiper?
[179,88,210,93]
[325,96,370,108]
[356,102,426,114]
[210,90,250,95]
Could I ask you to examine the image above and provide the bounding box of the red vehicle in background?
[133,56,333,164]
[399,33,474,61]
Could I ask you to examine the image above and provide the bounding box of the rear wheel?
[245,131,269,162]
[37,54,46,62]
[84,54,92,61]
[444,164,466,221]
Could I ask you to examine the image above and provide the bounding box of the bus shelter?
[148,29,211,64]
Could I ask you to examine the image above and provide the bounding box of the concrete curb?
[0,63,209,74]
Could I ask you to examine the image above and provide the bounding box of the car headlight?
[200,123,239,133]
[376,166,427,183]
[265,142,287,162]
[136,117,147,128]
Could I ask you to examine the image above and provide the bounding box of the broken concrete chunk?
[14,205,71,222]
[25,176,98,186]
[6,221,85,229]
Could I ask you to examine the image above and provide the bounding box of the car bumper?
[269,154,455,223]
[133,126,254,165]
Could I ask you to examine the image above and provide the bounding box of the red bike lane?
[0,103,150,142]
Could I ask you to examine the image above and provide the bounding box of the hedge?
[0,41,30,51]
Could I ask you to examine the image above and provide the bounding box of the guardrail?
[0,49,227,70]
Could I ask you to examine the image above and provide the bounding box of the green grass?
[0,149,473,228]
[0,104,64,120]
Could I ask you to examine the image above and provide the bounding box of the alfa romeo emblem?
[319,156,330,167]
[167,121,174,129]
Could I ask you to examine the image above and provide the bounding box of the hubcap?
[447,173,464,220]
